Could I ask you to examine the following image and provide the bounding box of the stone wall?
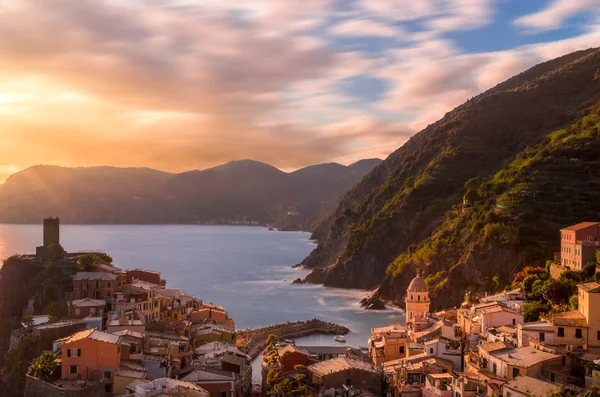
[24,375,105,397]
[549,263,569,279]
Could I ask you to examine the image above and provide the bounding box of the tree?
[31,353,58,382]
[522,274,539,292]
[43,300,66,321]
[76,253,114,272]
[46,243,66,260]
[522,301,549,322]
[541,278,577,305]
[21,315,34,328]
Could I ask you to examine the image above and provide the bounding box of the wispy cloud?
[514,0,600,32]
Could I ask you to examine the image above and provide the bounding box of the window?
[512,368,519,378]
[90,308,95,315]
[539,332,545,342]
[411,295,414,301]
[551,373,556,382]
[507,392,512,397]
[345,378,352,386]
[597,330,600,340]
[105,384,112,393]
[69,365,78,374]
[558,327,565,337]
[67,348,81,357]
[221,391,227,397]
[82,281,87,290]
[107,282,111,288]
[74,308,80,316]
[512,318,516,325]
[103,371,111,379]
[95,280,99,289]
[575,328,583,338]
[492,363,497,374]
[429,348,433,354]
[107,290,111,297]
[418,295,421,301]
[399,346,405,354]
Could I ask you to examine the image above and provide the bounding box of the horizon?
[0,157,384,183]
[1,1,599,181]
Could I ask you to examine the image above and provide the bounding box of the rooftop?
[503,376,560,397]
[578,282,600,293]
[518,321,554,332]
[561,222,600,232]
[543,309,588,327]
[371,324,406,334]
[61,329,121,345]
[479,341,512,354]
[407,273,428,293]
[112,329,144,339]
[492,346,560,367]
[308,357,377,377]
[74,272,118,281]
[69,298,106,308]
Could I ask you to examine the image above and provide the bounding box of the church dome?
[407,273,428,293]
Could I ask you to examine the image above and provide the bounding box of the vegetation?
[264,334,308,396]
[0,336,40,397]
[31,352,59,382]
[300,48,600,308]
[76,253,113,271]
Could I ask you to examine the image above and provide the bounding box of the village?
[11,219,600,397]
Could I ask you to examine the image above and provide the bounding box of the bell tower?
[405,272,430,324]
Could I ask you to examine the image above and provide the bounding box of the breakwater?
[241,319,350,359]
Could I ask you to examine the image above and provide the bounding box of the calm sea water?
[0,224,404,374]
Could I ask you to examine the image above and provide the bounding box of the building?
[487,346,561,381]
[501,375,560,397]
[422,373,453,397]
[126,269,166,287]
[180,365,252,397]
[577,281,600,348]
[368,324,409,365]
[59,329,124,394]
[127,378,209,397]
[68,298,106,319]
[73,272,118,301]
[307,357,382,395]
[559,222,600,270]
[35,217,61,257]
[406,273,430,325]
[517,321,555,348]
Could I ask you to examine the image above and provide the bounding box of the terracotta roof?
[578,282,600,293]
[561,222,600,231]
[279,344,310,357]
[543,309,588,327]
[74,272,118,281]
[479,341,511,353]
[62,329,121,345]
[308,357,377,377]
[111,329,144,339]
[503,376,560,397]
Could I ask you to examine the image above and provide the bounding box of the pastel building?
[559,222,600,270]
[73,272,118,301]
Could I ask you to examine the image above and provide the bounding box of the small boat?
[284,339,295,344]
[334,335,346,343]
[359,345,368,352]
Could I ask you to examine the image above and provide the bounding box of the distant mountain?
[297,48,600,309]
[0,159,382,228]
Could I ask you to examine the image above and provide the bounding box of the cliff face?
[300,48,600,308]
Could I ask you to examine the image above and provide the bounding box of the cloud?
[514,0,600,32]
[330,19,404,37]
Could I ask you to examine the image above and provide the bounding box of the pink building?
[560,222,600,270]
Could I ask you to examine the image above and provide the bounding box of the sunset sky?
[1,0,599,181]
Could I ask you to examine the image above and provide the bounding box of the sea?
[0,224,405,382]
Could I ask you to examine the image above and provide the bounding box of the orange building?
[560,222,600,270]
[60,329,123,394]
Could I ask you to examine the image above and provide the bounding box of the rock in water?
[360,295,386,310]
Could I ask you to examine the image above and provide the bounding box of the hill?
[0,159,381,228]
[297,48,600,309]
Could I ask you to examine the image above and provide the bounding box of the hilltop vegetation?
[300,48,600,309]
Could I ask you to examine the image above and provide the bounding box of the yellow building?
[543,282,600,350]
[405,273,430,325]
[368,324,409,365]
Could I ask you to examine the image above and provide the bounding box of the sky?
[0,0,600,181]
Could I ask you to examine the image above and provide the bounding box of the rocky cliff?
[299,48,600,309]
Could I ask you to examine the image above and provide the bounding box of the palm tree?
[32,353,58,382]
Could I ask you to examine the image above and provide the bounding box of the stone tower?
[405,272,430,324]
[43,217,60,247]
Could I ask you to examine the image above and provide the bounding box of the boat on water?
[358,345,368,352]
[284,339,295,344]
[334,335,346,343]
